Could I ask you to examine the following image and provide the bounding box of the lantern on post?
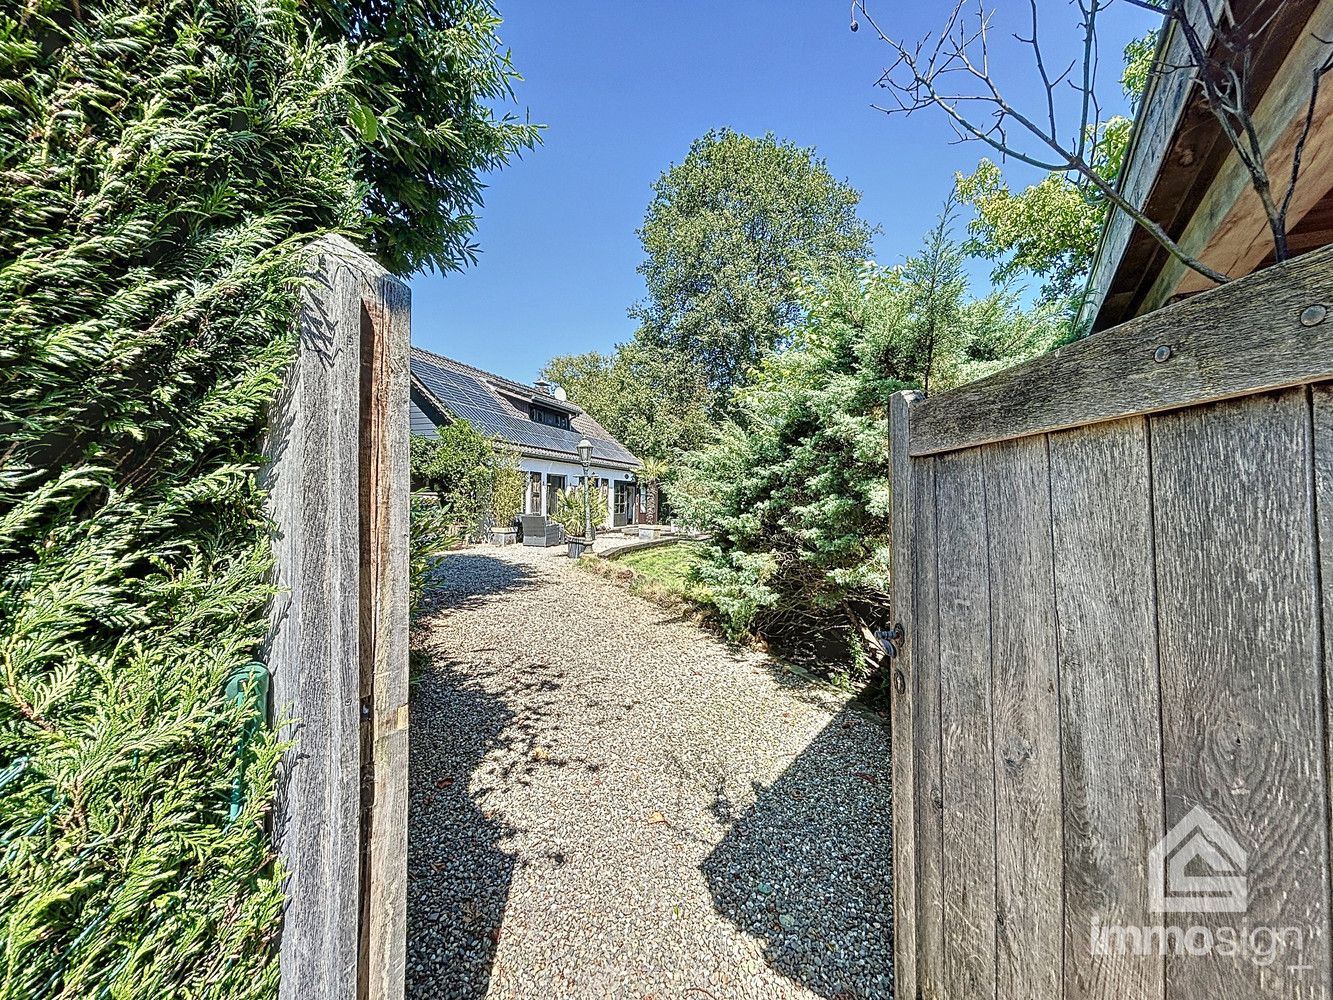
[577,437,594,542]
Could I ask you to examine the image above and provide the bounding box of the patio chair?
[520,515,564,547]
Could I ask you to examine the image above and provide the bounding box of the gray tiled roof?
[410,347,641,471]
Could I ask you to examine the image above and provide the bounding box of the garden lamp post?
[577,437,594,542]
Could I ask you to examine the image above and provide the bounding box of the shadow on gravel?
[406,653,518,1000]
[701,704,895,1000]
[406,649,588,1000]
[416,553,539,616]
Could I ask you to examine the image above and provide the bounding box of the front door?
[545,474,566,517]
[527,471,541,515]
[613,481,634,527]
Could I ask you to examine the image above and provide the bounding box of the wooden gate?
[889,246,1333,1000]
[265,236,411,1000]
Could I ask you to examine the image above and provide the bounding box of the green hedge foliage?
[0,0,534,995]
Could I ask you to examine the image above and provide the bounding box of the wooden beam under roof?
[1082,0,1323,331]
[1143,0,1333,309]
[1079,0,1226,332]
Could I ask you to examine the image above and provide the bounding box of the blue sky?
[409,1,1154,383]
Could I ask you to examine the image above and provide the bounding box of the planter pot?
[490,528,518,546]
[566,537,593,559]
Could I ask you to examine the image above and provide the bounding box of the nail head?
[1154,345,1172,363]
[1301,304,1327,327]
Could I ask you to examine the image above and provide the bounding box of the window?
[529,405,571,430]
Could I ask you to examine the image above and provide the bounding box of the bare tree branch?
[1283,46,1333,231]
[855,0,1333,288]
[855,0,1231,285]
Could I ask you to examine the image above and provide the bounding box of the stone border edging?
[600,533,709,560]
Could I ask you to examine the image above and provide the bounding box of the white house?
[409,347,646,526]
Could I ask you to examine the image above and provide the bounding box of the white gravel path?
[407,542,894,1000]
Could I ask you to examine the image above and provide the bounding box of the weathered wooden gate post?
[264,235,411,1000]
[889,389,923,1000]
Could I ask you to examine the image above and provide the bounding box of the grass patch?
[582,541,715,611]
[617,542,713,602]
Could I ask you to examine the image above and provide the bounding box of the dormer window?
[529,405,571,430]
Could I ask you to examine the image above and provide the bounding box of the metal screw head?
[1301,304,1327,327]
[1154,345,1172,363]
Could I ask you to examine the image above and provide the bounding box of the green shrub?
[410,421,495,530]
[0,0,534,995]
[490,446,526,527]
[409,495,454,615]
[675,223,1058,689]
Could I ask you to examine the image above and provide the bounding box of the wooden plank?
[267,242,365,1000]
[934,447,996,1000]
[1152,389,1330,999]
[910,242,1333,457]
[1049,418,1164,1000]
[1310,383,1333,1000]
[1158,1,1333,302]
[1088,0,1318,329]
[1149,1,1333,306]
[889,391,920,1000]
[912,455,947,1000]
[361,272,411,1000]
[983,436,1062,1000]
[1079,0,1224,332]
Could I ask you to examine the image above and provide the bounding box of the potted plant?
[489,445,524,545]
[552,484,604,557]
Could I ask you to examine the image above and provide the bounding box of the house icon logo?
[1149,805,1248,913]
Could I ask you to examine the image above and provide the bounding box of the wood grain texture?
[1159,0,1333,303]
[267,242,365,1000]
[984,437,1063,1000]
[889,391,920,1000]
[912,455,947,1000]
[266,236,412,1000]
[1309,383,1333,1000]
[911,243,1333,457]
[362,272,411,1000]
[1049,418,1164,1000]
[1078,0,1224,332]
[934,448,996,1000]
[1151,390,1330,999]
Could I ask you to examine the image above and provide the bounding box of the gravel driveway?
[407,542,893,1000]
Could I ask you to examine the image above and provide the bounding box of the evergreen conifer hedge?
[0,0,534,995]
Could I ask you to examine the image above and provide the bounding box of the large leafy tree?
[311,0,541,274]
[633,129,874,410]
[540,339,712,461]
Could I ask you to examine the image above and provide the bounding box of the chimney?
[534,379,552,396]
